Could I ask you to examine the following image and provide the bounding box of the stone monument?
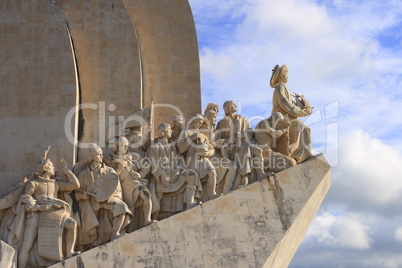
[0,1,330,267]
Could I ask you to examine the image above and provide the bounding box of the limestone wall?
[0,0,77,190]
[123,0,202,131]
[57,0,143,161]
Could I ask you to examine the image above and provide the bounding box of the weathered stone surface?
[0,240,16,268]
[57,0,142,161]
[123,0,201,129]
[0,0,77,190]
[51,154,330,268]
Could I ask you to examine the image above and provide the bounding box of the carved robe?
[216,114,253,150]
[272,84,312,163]
[255,117,297,172]
[178,129,215,179]
[76,164,131,249]
[199,122,237,190]
[146,139,202,215]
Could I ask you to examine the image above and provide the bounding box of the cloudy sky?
[188,0,402,267]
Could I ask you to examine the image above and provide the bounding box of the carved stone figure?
[170,115,185,143]
[255,112,297,172]
[112,137,157,231]
[0,178,28,268]
[200,109,217,143]
[178,114,219,201]
[128,131,147,158]
[75,144,132,251]
[201,109,237,195]
[216,100,253,149]
[146,123,202,219]
[204,102,219,115]
[18,147,80,267]
[216,101,267,189]
[270,64,313,163]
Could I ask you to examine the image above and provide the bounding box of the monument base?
[51,154,330,268]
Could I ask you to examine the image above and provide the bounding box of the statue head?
[270,64,288,88]
[157,123,172,139]
[37,159,55,177]
[223,100,237,115]
[204,109,217,126]
[115,136,129,154]
[171,115,184,129]
[36,146,55,177]
[204,103,219,114]
[88,144,103,165]
[128,131,142,145]
[188,114,204,130]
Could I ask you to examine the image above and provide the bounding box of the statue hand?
[124,154,132,161]
[215,139,225,147]
[40,204,54,211]
[171,169,180,180]
[130,170,141,180]
[161,174,171,188]
[298,109,308,117]
[293,92,302,98]
[191,132,202,141]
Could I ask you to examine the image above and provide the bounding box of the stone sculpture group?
[0,65,313,267]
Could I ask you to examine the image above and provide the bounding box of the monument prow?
[51,154,330,268]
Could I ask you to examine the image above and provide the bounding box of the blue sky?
[188,0,402,267]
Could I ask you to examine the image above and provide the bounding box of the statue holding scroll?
[75,144,132,251]
[18,147,80,268]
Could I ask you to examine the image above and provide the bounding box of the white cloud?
[330,130,402,208]
[395,227,402,243]
[307,212,372,250]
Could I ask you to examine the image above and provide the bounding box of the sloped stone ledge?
[52,154,330,268]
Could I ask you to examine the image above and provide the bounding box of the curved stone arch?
[123,0,202,129]
[57,0,143,160]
